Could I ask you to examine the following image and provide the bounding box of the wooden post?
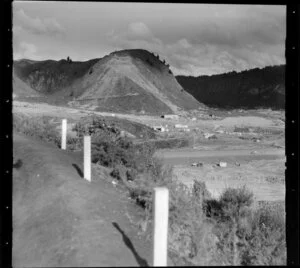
[84,136,91,182]
[153,187,169,266]
[61,119,67,150]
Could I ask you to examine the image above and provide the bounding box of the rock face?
[13,49,203,115]
[176,65,285,110]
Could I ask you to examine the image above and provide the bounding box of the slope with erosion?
[13,49,203,115]
[14,58,99,94]
[13,69,42,99]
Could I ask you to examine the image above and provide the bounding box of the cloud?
[14,9,65,36]
[127,22,153,39]
[14,41,39,60]
[107,21,164,53]
[110,21,157,44]
[14,4,283,76]
[185,6,286,50]
[106,7,285,76]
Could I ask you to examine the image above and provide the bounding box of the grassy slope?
[13,133,159,266]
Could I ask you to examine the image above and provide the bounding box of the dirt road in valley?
[13,133,163,267]
[155,148,285,164]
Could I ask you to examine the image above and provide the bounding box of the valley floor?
[13,100,286,203]
[12,100,286,265]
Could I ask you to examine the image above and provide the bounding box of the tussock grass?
[13,113,80,149]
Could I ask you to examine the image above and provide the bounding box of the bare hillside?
[13,49,203,115]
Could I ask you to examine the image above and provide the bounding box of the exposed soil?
[13,49,201,115]
[13,133,175,267]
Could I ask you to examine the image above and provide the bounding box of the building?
[153,126,166,132]
[175,124,188,129]
[161,114,179,120]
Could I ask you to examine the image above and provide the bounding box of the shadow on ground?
[112,222,149,267]
[72,163,83,178]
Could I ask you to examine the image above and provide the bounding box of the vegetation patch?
[13,113,286,265]
[124,170,286,266]
[134,137,191,150]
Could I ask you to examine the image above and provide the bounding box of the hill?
[13,49,202,115]
[13,133,157,266]
[176,65,285,110]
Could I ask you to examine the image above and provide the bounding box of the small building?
[153,126,166,132]
[175,124,188,129]
[204,133,217,139]
[161,114,179,120]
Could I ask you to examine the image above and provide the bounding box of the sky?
[13,2,286,76]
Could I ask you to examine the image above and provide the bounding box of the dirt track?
[155,148,284,165]
[13,134,162,267]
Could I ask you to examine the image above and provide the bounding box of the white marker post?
[193,133,195,149]
[84,135,91,182]
[153,187,169,266]
[61,119,67,150]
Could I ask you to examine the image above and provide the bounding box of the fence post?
[84,135,91,182]
[61,119,67,150]
[153,187,169,266]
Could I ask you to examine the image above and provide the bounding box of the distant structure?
[161,114,179,120]
[153,126,166,132]
[175,124,188,129]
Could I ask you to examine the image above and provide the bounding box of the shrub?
[73,116,120,139]
[126,160,174,209]
[13,114,62,146]
[202,186,285,265]
[126,172,219,265]
[238,204,286,265]
[167,180,219,265]
[219,186,254,219]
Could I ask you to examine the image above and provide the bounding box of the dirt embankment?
[13,133,168,267]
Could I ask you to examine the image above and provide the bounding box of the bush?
[73,116,134,167]
[73,116,160,182]
[238,204,286,265]
[13,114,61,146]
[126,172,219,265]
[219,186,254,219]
[201,186,285,265]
